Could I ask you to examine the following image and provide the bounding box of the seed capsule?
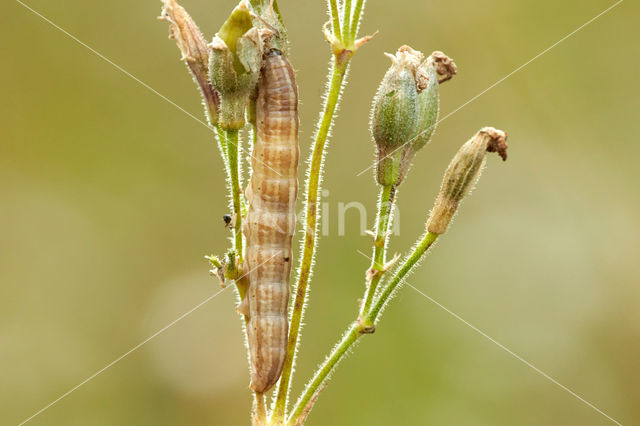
[426,127,508,234]
[371,46,456,187]
[159,0,219,124]
[372,47,422,152]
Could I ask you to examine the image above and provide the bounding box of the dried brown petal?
[159,0,219,123]
[484,127,509,161]
[429,50,457,84]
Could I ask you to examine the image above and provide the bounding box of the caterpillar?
[241,49,299,392]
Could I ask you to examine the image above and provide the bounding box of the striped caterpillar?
[240,49,299,392]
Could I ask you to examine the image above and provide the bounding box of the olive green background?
[1,0,639,425]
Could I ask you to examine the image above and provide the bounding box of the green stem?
[342,0,352,42]
[215,125,229,164]
[328,0,341,37]
[288,232,439,425]
[218,129,257,421]
[359,184,396,320]
[271,53,352,422]
[368,232,438,321]
[225,129,244,268]
[349,0,365,43]
[288,323,361,424]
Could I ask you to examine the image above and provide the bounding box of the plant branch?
[342,0,352,42]
[359,183,396,323]
[369,232,438,321]
[214,125,229,164]
[287,231,439,424]
[287,323,360,424]
[271,53,352,422]
[223,129,245,269]
[272,1,372,420]
[328,0,341,37]
[349,0,365,43]
[254,391,267,425]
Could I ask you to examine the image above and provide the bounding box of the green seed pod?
[210,36,239,94]
[395,62,440,184]
[159,0,219,125]
[209,1,261,130]
[426,127,508,234]
[371,46,455,187]
[371,46,422,186]
[412,61,440,152]
[372,47,422,152]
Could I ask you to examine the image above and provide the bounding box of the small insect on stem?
[242,48,299,392]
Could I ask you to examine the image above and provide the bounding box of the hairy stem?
[272,0,369,420]
[368,232,438,321]
[271,53,351,422]
[342,0,352,41]
[215,125,229,164]
[225,129,244,268]
[349,0,365,43]
[288,323,360,424]
[219,129,257,421]
[288,232,439,424]
[328,0,341,37]
[253,392,267,425]
[360,184,396,320]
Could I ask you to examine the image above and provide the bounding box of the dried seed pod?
[426,127,508,234]
[242,49,299,392]
[158,0,219,124]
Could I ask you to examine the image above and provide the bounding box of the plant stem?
[349,0,365,43]
[288,323,361,424]
[271,53,352,422]
[253,392,267,425]
[360,184,396,320]
[225,129,244,268]
[215,125,229,164]
[328,0,341,37]
[218,129,258,422]
[287,232,439,425]
[368,232,438,321]
[342,0,352,42]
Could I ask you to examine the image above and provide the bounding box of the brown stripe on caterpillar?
[242,49,299,393]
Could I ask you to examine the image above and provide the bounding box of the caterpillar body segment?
[243,50,299,392]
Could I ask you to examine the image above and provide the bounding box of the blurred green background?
[2,0,639,424]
